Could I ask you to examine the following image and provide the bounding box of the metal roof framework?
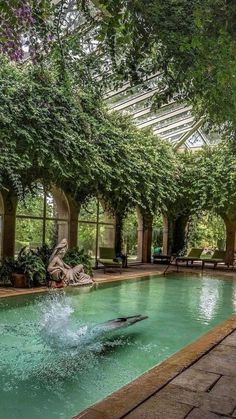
[105,75,213,150]
[28,2,218,151]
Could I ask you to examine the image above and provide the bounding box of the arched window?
[188,212,226,251]
[15,185,69,254]
[0,193,4,258]
[78,198,115,263]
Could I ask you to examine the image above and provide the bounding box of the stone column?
[162,214,172,255]
[137,208,143,262]
[224,215,236,264]
[142,212,153,263]
[1,190,17,258]
[172,214,190,255]
[100,210,115,248]
[114,214,123,255]
[65,194,81,249]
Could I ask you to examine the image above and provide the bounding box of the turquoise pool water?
[1,273,236,419]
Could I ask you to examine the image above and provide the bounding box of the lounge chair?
[153,252,172,264]
[201,250,228,269]
[176,248,204,267]
[98,247,122,274]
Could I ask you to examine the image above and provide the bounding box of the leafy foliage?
[0,247,46,287]
[0,0,53,61]
[0,243,93,285]
[2,1,236,137]
[64,247,93,276]
[0,56,177,216]
[91,0,236,137]
[188,212,226,250]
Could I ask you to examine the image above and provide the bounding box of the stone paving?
[125,331,236,419]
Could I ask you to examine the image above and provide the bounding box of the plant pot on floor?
[12,273,26,288]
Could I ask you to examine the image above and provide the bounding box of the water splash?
[40,293,117,350]
[40,292,84,348]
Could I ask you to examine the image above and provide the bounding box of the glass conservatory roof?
[105,75,218,150]
[30,1,220,151]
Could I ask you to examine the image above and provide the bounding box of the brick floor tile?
[193,354,236,376]
[232,407,236,417]
[211,344,236,359]
[159,384,201,406]
[125,397,193,419]
[172,368,220,392]
[200,393,235,416]
[221,332,236,347]
[186,407,229,419]
[159,384,235,416]
[210,376,236,401]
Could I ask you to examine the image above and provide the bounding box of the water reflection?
[199,278,223,322]
[0,274,236,419]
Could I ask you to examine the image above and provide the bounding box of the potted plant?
[17,247,46,287]
[0,258,24,287]
[12,267,26,288]
[0,247,46,288]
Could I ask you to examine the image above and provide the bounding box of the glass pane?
[152,214,164,249]
[98,204,115,223]
[78,223,96,257]
[15,218,43,254]
[17,193,44,217]
[188,213,226,250]
[46,190,69,220]
[79,198,97,222]
[46,193,54,218]
[123,212,138,259]
[98,224,115,251]
[45,220,69,248]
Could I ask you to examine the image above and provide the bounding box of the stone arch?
[15,184,70,252]
[50,186,70,243]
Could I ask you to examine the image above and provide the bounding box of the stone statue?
[48,238,93,287]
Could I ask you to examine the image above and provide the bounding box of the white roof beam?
[174,120,203,150]
[104,82,131,99]
[153,116,194,135]
[109,88,159,111]
[104,73,160,99]
[130,99,178,119]
[198,128,209,145]
[160,127,190,140]
[136,106,192,128]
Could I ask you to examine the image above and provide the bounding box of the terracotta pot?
[49,280,64,288]
[12,273,26,288]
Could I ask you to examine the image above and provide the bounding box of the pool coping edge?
[73,314,236,419]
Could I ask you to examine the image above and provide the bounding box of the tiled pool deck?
[75,316,236,419]
[1,263,236,418]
